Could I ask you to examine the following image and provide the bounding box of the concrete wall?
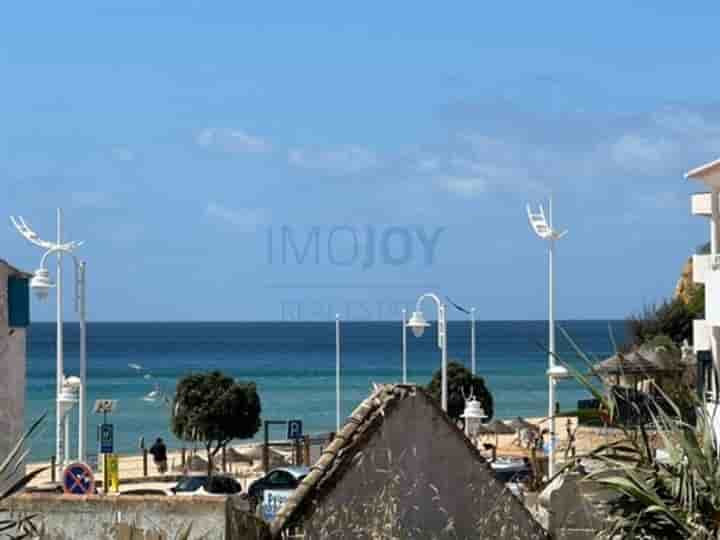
[3,494,228,540]
[0,262,26,480]
[303,393,547,540]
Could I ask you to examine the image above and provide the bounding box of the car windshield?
[175,476,207,492]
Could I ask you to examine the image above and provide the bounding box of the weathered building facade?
[0,259,30,476]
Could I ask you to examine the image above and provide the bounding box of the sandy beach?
[26,415,624,489]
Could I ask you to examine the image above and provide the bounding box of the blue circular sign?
[63,462,95,495]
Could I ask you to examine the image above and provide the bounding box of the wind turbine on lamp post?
[526,198,569,480]
[11,210,88,471]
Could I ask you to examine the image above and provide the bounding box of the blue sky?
[2,2,718,321]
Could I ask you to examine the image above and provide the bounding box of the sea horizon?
[25,319,626,460]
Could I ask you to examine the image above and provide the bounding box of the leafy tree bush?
[426,361,493,421]
[171,371,261,476]
[558,328,714,538]
[627,295,703,347]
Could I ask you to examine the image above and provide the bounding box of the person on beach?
[149,438,168,474]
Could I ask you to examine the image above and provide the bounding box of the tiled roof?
[270,384,547,538]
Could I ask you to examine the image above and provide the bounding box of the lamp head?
[406,310,430,338]
[547,364,570,379]
[30,268,54,301]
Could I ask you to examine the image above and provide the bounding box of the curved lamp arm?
[415,292,446,349]
[38,247,85,314]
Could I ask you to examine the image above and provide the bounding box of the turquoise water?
[24,321,624,460]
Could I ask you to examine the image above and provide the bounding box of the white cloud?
[288,145,379,175]
[205,202,267,232]
[197,128,271,154]
[439,176,488,198]
[71,191,114,209]
[110,147,135,162]
[420,103,720,200]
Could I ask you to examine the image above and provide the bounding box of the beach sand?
[26,416,624,488]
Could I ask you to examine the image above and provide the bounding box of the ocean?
[24,320,625,461]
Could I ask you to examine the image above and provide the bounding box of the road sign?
[287,419,303,440]
[63,462,95,495]
[100,424,114,453]
[93,400,118,414]
[262,489,292,520]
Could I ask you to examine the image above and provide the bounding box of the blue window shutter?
[8,277,30,328]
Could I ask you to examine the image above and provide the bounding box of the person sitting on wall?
[149,437,168,474]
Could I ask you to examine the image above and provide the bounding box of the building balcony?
[692,192,712,216]
[694,319,711,353]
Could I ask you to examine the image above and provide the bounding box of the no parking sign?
[63,462,95,495]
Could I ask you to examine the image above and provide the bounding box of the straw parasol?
[226,447,254,465]
[507,417,539,432]
[484,419,515,435]
[592,346,683,383]
[483,419,515,448]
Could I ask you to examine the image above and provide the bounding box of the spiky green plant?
[555,328,720,539]
[0,414,47,539]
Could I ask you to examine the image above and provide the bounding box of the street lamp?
[461,394,487,439]
[401,308,408,384]
[526,198,568,479]
[11,210,88,469]
[447,298,477,375]
[406,293,448,411]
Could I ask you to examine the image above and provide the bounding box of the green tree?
[426,361,493,421]
[171,371,261,476]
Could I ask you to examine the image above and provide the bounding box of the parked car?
[119,487,171,496]
[247,466,309,504]
[172,474,243,496]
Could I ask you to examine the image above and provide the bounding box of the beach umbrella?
[226,447,253,465]
[484,419,515,434]
[483,419,515,448]
[508,417,539,432]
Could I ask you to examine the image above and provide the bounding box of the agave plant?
[0,414,47,539]
[555,327,720,539]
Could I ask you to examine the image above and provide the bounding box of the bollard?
[303,435,311,466]
[222,447,227,473]
[50,455,56,483]
[142,448,148,477]
[262,442,269,473]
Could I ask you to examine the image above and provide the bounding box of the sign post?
[287,420,303,440]
[63,462,95,495]
[93,400,118,493]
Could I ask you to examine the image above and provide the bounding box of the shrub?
[425,361,493,421]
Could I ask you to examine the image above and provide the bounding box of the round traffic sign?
[63,462,95,495]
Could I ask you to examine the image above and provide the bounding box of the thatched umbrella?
[592,346,683,386]
[226,447,253,465]
[483,419,515,448]
[507,417,539,432]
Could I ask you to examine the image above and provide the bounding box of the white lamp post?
[401,308,407,384]
[470,307,476,376]
[406,293,448,411]
[11,210,87,469]
[335,313,341,432]
[526,199,568,479]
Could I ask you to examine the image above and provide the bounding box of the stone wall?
[3,494,230,540]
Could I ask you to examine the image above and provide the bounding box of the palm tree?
[0,414,47,539]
